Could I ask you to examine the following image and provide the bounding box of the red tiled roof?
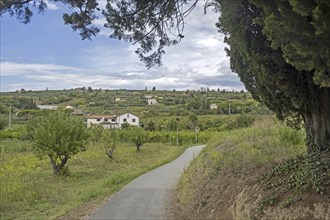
[86,115,115,119]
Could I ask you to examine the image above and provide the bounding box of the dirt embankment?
[174,152,330,220]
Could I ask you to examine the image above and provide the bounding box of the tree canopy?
[31,111,89,174]
[217,0,330,152]
[250,0,330,87]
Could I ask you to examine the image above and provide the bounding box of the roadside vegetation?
[175,117,329,219]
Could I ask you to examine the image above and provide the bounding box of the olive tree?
[32,111,89,174]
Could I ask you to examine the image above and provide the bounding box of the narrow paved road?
[89,145,204,220]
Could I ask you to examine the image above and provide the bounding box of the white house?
[148,98,158,105]
[86,113,139,128]
[37,105,58,110]
[210,103,218,110]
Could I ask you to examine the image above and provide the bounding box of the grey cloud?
[1,1,245,92]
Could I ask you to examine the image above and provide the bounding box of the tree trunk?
[303,76,330,153]
[49,154,69,174]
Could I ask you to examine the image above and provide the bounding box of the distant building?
[86,113,139,129]
[210,103,218,110]
[148,98,158,105]
[37,105,58,110]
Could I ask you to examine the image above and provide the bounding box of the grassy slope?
[175,118,330,219]
[0,142,187,219]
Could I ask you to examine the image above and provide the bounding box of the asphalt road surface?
[89,145,204,220]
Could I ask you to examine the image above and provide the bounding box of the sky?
[0,1,245,92]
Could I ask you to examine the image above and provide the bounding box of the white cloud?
[0,62,83,76]
[1,1,244,92]
[45,0,59,10]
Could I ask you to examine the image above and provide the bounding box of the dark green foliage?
[217,0,330,152]
[0,0,46,23]
[257,152,330,214]
[63,0,100,40]
[103,0,196,68]
[250,0,330,87]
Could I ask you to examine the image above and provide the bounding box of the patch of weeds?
[256,152,330,215]
[278,126,304,146]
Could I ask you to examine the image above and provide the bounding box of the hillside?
[0,88,268,114]
[174,118,330,219]
[0,88,270,130]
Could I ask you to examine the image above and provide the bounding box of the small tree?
[102,128,120,159]
[32,111,89,175]
[187,114,198,130]
[145,121,156,131]
[129,126,147,151]
[121,122,131,129]
[89,124,104,146]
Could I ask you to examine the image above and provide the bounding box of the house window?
[132,119,136,122]
[123,119,127,122]
[127,113,130,118]
[104,119,108,122]
[97,119,101,121]
[111,119,116,122]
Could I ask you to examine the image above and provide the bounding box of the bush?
[0,126,28,141]
[0,118,7,130]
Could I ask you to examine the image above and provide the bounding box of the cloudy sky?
[0,1,244,92]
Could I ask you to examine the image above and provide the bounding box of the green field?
[0,141,187,219]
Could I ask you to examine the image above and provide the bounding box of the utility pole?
[8,105,12,129]
[176,126,179,147]
[176,117,180,147]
